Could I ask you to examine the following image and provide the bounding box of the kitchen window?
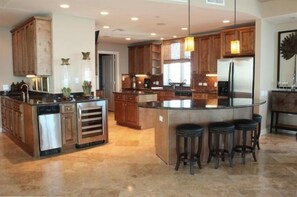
[162,39,191,86]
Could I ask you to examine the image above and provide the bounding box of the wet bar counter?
[139,98,266,165]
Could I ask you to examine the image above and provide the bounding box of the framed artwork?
[277,29,297,88]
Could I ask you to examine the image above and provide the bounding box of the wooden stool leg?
[197,135,202,169]
[183,137,188,165]
[228,133,233,167]
[175,135,181,171]
[252,130,257,162]
[257,123,261,150]
[207,131,212,163]
[190,137,195,175]
[214,133,220,169]
[242,130,247,164]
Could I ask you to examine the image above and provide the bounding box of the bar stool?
[232,119,258,164]
[252,114,262,150]
[207,122,235,169]
[175,123,203,175]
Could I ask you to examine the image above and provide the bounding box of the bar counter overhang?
[138,98,266,165]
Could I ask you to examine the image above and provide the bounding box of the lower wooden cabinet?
[157,91,175,101]
[1,97,24,142]
[114,93,139,129]
[114,93,157,129]
[60,103,77,148]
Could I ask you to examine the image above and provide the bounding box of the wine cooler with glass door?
[76,100,108,147]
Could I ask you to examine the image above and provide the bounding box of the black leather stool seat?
[252,114,262,150]
[176,124,203,137]
[175,123,203,175]
[207,122,235,169]
[232,119,258,164]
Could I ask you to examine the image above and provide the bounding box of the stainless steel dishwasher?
[37,104,62,156]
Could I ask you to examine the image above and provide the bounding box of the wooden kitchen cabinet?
[157,91,175,101]
[11,16,52,76]
[60,104,77,148]
[1,97,24,142]
[114,92,157,129]
[128,43,161,75]
[221,26,255,57]
[114,93,139,128]
[193,34,221,74]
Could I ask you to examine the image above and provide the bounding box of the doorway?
[98,52,118,111]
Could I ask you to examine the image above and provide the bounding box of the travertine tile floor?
[0,112,297,197]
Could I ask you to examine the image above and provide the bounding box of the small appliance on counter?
[132,76,136,89]
[144,78,151,88]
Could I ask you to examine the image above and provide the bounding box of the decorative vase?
[82,80,92,96]
[62,87,71,99]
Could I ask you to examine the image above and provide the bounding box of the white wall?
[98,42,129,90]
[50,14,96,94]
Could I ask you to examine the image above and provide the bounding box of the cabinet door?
[128,47,136,74]
[198,36,211,74]
[126,102,138,125]
[210,35,221,73]
[114,100,125,122]
[239,27,255,55]
[143,45,151,74]
[61,113,77,145]
[135,46,145,74]
[221,30,236,57]
[25,21,35,75]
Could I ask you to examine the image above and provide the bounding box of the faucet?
[21,84,29,101]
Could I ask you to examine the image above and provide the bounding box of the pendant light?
[184,0,194,52]
[231,0,240,54]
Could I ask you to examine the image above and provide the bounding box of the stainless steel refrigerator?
[217,57,255,98]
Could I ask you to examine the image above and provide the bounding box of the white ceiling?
[0,0,293,44]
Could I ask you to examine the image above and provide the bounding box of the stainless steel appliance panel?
[217,57,254,98]
[76,100,107,146]
[38,113,62,151]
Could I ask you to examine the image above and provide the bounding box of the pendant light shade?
[185,36,194,52]
[231,40,240,54]
[230,0,240,55]
[185,0,194,52]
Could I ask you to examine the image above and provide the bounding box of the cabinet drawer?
[12,102,22,112]
[126,95,137,102]
[192,93,208,100]
[61,104,75,113]
[114,94,125,101]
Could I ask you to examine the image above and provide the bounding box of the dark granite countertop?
[138,98,266,110]
[1,95,106,106]
[113,91,157,95]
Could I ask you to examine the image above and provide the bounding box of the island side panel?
[154,107,253,165]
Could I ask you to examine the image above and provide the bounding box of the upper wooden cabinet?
[11,16,52,76]
[221,26,255,57]
[128,43,161,75]
[192,34,221,74]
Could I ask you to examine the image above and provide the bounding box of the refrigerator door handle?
[228,61,232,98]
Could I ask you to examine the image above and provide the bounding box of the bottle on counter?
[132,76,136,89]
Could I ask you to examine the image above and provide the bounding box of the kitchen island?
[138,98,266,165]
[1,95,108,158]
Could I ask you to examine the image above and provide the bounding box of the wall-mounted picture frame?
[277,29,297,88]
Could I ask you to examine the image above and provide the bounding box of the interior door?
[102,54,115,111]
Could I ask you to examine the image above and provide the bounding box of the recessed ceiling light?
[173,35,177,38]
[103,26,110,29]
[222,19,230,24]
[126,38,131,41]
[151,33,157,36]
[131,17,139,21]
[60,4,70,9]
[100,11,109,15]
[181,27,188,31]
[160,37,164,40]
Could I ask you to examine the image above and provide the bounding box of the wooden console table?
[271,90,297,133]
